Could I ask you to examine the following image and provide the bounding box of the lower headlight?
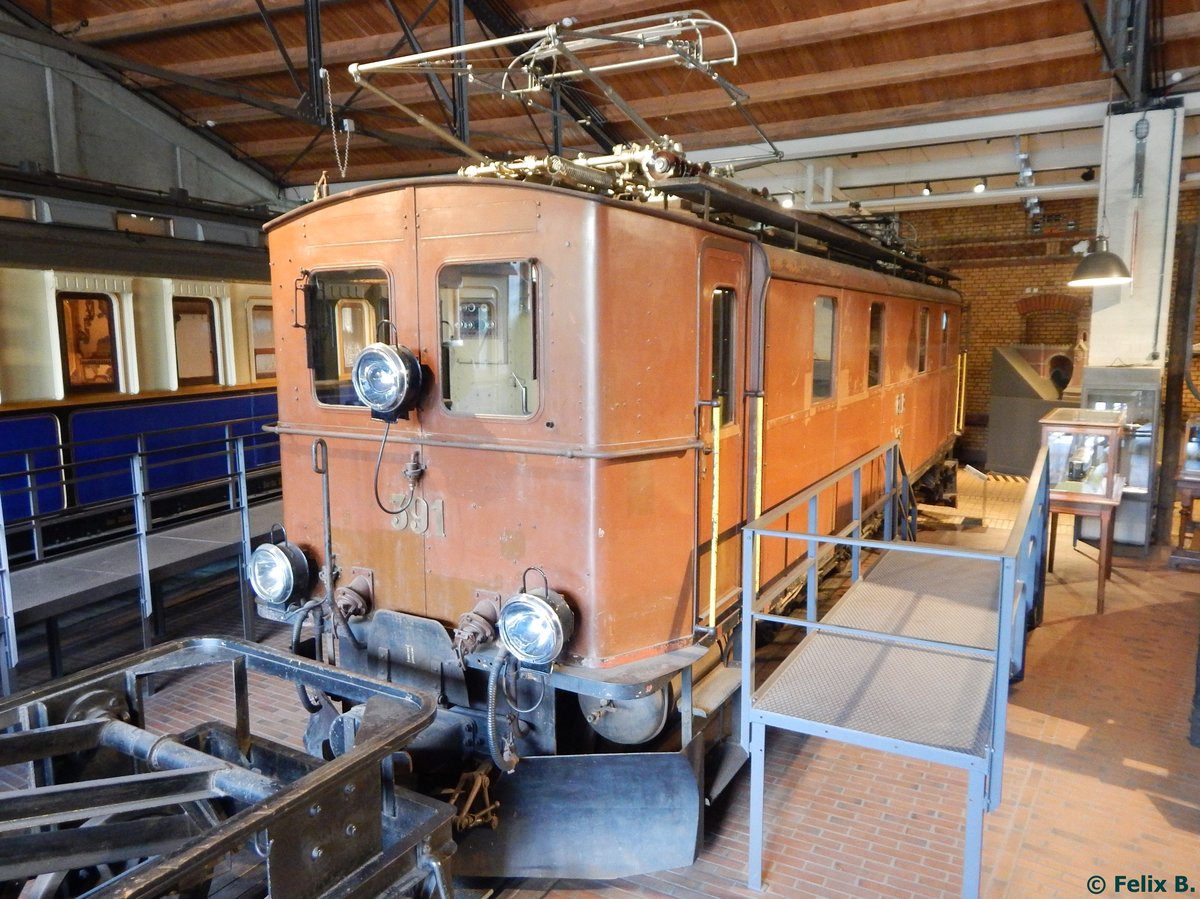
[249,541,309,606]
[497,589,574,665]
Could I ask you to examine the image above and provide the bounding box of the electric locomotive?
[250,148,962,877]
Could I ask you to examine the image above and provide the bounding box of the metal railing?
[739,445,1050,896]
[0,414,279,567]
[0,423,281,694]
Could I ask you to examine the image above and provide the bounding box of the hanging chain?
[323,68,350,178]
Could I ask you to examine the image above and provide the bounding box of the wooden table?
[1047,493,1119,614]
[1169,476,1200,570]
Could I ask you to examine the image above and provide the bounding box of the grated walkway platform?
[9,499,281,627]
[3,499,282,690]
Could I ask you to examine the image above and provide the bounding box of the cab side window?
[812,296,836,401]
[307,268,388,407]
[868,302,884,388]
[712,288,736,425]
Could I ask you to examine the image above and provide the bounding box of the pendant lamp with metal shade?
[1068,235,1132,287]
[1069,111,1133,288]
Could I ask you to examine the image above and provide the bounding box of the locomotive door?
[697,243,749,626]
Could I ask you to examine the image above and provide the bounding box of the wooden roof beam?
[133,0,1073,85]
[67,0,315,43]
[181,18,1116,127]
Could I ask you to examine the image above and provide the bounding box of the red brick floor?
[5,479,1200,898]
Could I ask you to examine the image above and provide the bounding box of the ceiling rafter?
[67,0,317,43]
[211,21,1183,160]
[179,13,1152,129]
[120,0,1063,87]
[3,0,1198,194]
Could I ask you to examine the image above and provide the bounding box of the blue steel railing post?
[742,516,766,890]
[963,767,987,898]
[135,435,149,534]
[740,525,756,751]
[225,424,236,511]
[990,553,1016,812]
[851,466,862,582]
[883,445,896,542]
[806,495,819,621]
[131,454,155,650]
[909,475,919,537]
[235,438,256,642]
[0,494,17,695]
[24,452,44,563]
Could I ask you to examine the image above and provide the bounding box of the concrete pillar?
[1086,104,1185,369]
[1081,105,1184,550]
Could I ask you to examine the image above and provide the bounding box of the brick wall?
[902,191,1200,463]
[1176,191,1200,421]
[901,199,1094,462]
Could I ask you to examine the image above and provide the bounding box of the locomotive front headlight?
[351,343,422,421]
[497,589,574,666]
[249,541,309,606]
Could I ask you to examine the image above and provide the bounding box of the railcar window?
[439,260,538,417]
[812,296,836,400]
[115,211,173,238]
[58,292,118,392]
[918,307,930,372]
[941,310,950,366]
[868,302,884,388]
[250,305,276,379]
[0,195,34,220]
[173,297,219,386]
[307,269,388,407]
[712,288,736,425]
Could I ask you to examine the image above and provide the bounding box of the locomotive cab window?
[306,269,388,407]
[439,260,538,417]
[711,287,736,425]
[868,302,884,388]
[173,297,220,386]
[812,296,836,401]
[941,310,951,366]
[918,306,930,372]
[58,292,118,393]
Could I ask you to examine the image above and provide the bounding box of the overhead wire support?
[348,12,767,164]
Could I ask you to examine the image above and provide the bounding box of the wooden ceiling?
[1,0,1197,193]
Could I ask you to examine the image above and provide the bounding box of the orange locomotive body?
[256,173,961,877]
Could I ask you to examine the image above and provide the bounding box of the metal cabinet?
[1079,366,1161,550]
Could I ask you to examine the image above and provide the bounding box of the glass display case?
[1040,407,1126,501]
[1181,414,1200,481]
[1079,367,1161,549]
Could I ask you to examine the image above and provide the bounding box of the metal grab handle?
[311,438,328,475]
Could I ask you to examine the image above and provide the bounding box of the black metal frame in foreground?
[0,638,455,898]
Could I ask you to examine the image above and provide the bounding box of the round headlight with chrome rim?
[351,343,423,420]
[249,541,309,606]
[497,589,574,665]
